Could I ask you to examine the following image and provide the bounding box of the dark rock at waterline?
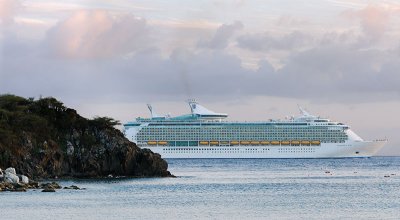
[41,182,62,189]
[42,188,56,192]
[28,181,40,188]
[0,94,173,179]
[64,185,80,190]
[0,179,81,193]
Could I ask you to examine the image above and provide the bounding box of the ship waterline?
[144,141,386,158]
[124,100,386,158]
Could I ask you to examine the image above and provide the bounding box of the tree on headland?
[91,116,121,129]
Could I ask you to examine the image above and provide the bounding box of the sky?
[1,0,399,155]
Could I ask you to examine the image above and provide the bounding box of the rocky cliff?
[0,94,172,179]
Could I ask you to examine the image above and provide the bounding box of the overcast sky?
[1,0,399,155]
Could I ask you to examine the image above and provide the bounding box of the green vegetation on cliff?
[0,94,172,179]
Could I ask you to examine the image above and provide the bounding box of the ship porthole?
[355,151,359,154]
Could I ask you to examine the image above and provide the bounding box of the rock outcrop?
[3,168,21,183]
[0,168,78,192]
[0,95,173,179]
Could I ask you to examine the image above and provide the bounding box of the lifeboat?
[158,141,168,145]
[291,141,300,146]
[251,141,260,145]
[311,140,321,145]
[147,141,157,145]
[281,141,290,145]
[210,141,219,145]
[271,141,280,145]
[230,141,239,145]
[240,141,250,145]
[260,141,270,145]
[220,141,229,145]
[301,140,310,145]
[199,141,209,145]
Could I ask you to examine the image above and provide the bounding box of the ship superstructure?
[124,100,386,158]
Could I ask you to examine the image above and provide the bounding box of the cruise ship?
[123,100,386,158]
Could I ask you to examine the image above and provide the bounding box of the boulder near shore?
[0,167,84,192]
[0,95,173,180]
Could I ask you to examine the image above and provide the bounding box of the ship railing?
[131,120,319,125]
[373,139,388,142]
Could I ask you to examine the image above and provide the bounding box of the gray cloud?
[197,21,243,49]
[237,31,313,52]
[276,15,310,27]
[1,7,400,104]
[2,32,399,105]
[318,31,357,46]
[267,46,400,101]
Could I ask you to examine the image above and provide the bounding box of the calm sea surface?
[2,157,400,220]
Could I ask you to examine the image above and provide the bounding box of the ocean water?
[2,157,400,220]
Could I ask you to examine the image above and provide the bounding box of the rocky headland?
[0,94,173,184]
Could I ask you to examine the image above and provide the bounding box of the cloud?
[1,5,400,104]
[237,4,400,53]
[342,4,395,43]
[237,31,313,52]
[46,10,150,59]
[2,31,399,105]
[276,15,309,27]
[318,31,357,46]
[197,21,243,49]
[270,46,400,101]
[0,0,20,24]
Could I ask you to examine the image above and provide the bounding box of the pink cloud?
[357,5,389,39]
[0,0,20,24]
[342,4,400,41]
[47,10,150,59]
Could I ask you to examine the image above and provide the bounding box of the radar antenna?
[297,105,311,117]
[147,104,154,117]
[147,104,161,118]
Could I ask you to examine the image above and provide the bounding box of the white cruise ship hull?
[144,140,386,159]
[126,100,387,159]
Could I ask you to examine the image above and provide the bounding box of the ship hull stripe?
[143,141,386,159]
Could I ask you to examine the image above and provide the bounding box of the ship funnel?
[186,99,228,120]
[187,99,197,114]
